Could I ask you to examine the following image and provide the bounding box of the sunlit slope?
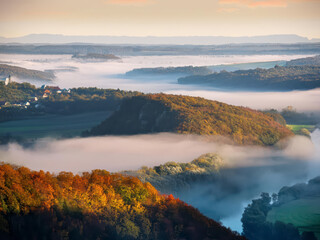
[0,164,244,240]
[88,94,293,145]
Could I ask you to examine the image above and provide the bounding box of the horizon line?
[1,33,319,40]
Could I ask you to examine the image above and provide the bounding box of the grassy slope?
[267,197,320,239]
[287,125,316,134]
[0,111,112,138]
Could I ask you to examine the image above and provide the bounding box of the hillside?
[125,66,213,77]
[124,153,224,194]
[242,176,320,240]
[286,55,320,66]
[0,64,55,81]
[178,65,320,91]
[87,94,293,145]
[0,164,244,240]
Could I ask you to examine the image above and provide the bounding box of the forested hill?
[124,153,224,194]
[0,64,55,81]
[125,66,213,77]
[0,164,245,240]
[86,94,293,146]
[178,65,320,91]
[285,55,320,66]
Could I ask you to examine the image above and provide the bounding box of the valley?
[0,45,319,240]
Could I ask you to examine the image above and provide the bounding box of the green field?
[0,111,112,139]
[267,197,320,239]
[287,125,316,135]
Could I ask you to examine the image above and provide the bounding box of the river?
[220,128,320,233]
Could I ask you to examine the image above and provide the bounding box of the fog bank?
[165,89,320,112]
[0,134,316,174]
[1,54,319,112]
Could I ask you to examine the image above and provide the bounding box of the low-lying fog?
[1,53,319,112]
[0,131,319,233]
[0,133,316,173]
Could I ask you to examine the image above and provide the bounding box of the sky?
[0,0,319,38]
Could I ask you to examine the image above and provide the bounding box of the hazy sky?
[0,0,319,38]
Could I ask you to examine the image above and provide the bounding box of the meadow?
[287,125,316,135]
[267,197,320,239]
[0,111,111,139]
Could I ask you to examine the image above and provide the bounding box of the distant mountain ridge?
[1,43,319,56]
[0,34,316,45]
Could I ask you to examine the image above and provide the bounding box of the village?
[0,76,71,110]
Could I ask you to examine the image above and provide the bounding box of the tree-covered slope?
[124,153,224,194]
[87,94,293,145]
[0,64,55,81]
[286,55,320,66]
[125,66,213,77]
[0,164,244,240]
[0,82,39,103]
[178,65,320,91]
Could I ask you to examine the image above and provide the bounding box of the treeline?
[276,176,320,206]
[178,65,320,91]
[264,108,319,125]
[72,53,120,61]
[125,66,213,77]
[87,94,293,146]
[40,87,140,114]
[0,164,244,240]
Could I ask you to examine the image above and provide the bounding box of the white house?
[5,75,11,85]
